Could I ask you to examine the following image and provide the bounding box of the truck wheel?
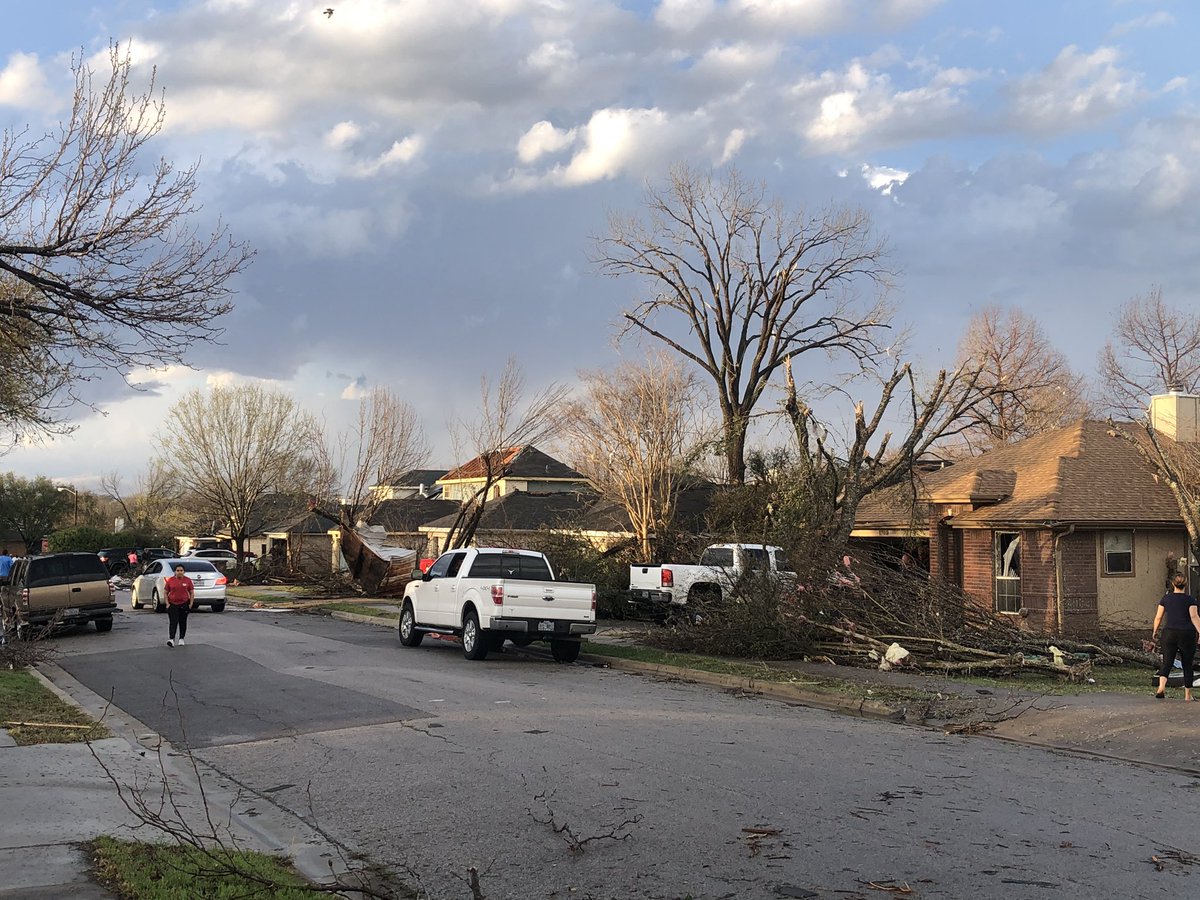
[95,617,113,633]
[398,603,423,647]
[461,611,489,660]
[550,640,581,663]
[153,589,165,613]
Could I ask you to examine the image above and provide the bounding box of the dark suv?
[1,553,117,639]
[97,547,138,574]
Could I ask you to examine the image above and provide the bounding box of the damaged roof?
[917,420,1182,527]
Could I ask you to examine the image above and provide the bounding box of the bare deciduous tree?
[155,385,324,559]
[564,354,709,561]
[331,387,429,527]
[596,164,893,485]
[1098,286,1200,418]
[0,45,252,439]
[784,358,1001,549]
[443,359,570,550]
[955,306,1090,451]
[1109,422,1200,562]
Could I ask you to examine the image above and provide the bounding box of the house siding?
[1095,528,1187,628]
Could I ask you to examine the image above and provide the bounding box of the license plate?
[63,608,79,618]
[538,620,555,632]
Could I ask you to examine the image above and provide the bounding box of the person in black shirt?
[1150,574,1200,700]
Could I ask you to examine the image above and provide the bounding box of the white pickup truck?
[398,547,597,662]
[629,543,794,614]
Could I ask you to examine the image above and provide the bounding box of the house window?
[1103,531,1133,575]
[994,531,1021,613]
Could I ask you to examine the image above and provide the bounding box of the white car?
[131,559,228,612]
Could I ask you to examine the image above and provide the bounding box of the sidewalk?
[0,664,378,898]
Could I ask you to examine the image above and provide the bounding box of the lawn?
[0,669,111,744]
[90,836,326,899]
[320,602,399,619]
[580,641,1156,698]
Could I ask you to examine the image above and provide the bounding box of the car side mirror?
[410,568,424,581]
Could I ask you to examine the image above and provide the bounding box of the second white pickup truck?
[629,543,794,615]
[398,547,597,662]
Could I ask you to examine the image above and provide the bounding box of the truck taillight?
[491,584,504,605]
[19,588,29,607]
[661,568,674,588]
[591,589,596,612]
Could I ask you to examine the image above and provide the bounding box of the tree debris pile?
[646,551,1157,677]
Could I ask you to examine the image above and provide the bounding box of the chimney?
[1149,390,1200,443]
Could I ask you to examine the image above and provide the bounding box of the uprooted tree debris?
[648,550,1157,677]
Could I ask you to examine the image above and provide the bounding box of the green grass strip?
[0,669,111,745]
[90,836,325,899]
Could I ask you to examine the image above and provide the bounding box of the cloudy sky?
[2,0,1197,489]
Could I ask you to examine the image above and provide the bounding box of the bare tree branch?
[154,385,325,559]
[1098,286,1200,418]
[596,164,894,484]
[444,359,569,549]
[563,353,710,561]
[954,306,1090,452]
[0,44,252,440]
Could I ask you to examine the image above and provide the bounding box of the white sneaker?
[166,639,174,647]
[178,638,185,646]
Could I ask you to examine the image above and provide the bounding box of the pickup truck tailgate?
[498,579,595,622]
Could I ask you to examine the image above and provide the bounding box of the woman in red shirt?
[165,564,195,648]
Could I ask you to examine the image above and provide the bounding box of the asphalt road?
[47,599,1200,900]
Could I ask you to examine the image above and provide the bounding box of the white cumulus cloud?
[517,120,577,163]
[0,51,52,109]
[1008,45,1141,134]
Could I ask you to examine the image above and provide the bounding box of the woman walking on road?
[165,564,195,648]
[1151,574,1200,700]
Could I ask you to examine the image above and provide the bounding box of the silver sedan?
[130,558,228,612]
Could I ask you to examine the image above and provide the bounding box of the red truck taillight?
[491,584,504,605]
[661,568,674,588]
[591,589,596,612]
[19,588,29,607]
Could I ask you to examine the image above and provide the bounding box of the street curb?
[577,653,907,722]
[329,610,398,628]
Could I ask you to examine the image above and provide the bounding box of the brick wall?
[1059,530,1099,636]
[954,527,1101,636]
[961,529,992,605]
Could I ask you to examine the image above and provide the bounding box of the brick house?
[853,395,1198,636]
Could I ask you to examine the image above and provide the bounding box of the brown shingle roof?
[440,446,586,483]
[923,420,1183,526]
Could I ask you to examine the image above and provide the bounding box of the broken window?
[1102,531,1133,575]
[994,531,1021,614]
